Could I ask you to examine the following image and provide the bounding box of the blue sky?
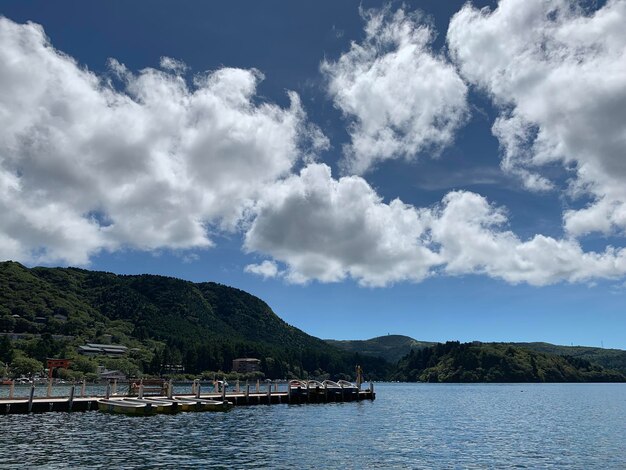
[1,0,625,348]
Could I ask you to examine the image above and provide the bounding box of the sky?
[1,0,626,348]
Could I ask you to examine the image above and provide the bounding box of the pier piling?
[0,381,375,414]
[28,385,35,413]
[69,385,75,412]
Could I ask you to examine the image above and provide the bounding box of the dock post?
[106,381,111,399]
[167,379,173,399]
[370,382,374,395]
[245,383,249,404]
[9,380,14,399]
[287,382,291,404]
[112,379,117,396]
[256,380,260,393]
[81,379,86,397]
[68,385,75,412]
[28,384,35,413]
[267,382,271,404]
[47,378,53,398]
[324,382,328,402]
[340,383,345,402]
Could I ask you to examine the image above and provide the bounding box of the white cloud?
[0,17,315,264]
[448,0,626,236]
[244,163,440,286]
[244,260,280,279]
[159,56,187,74]
[2,14,626,290]
[244,164,626,286]
[321,7,468,175]
[429,191,626,286]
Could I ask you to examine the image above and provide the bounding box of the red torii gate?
[46,358,71,379]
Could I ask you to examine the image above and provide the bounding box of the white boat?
[98,399,152,415]
[122,398,175,413]
[176,397,233,412]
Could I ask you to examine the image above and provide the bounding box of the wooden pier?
[0,381,375,415]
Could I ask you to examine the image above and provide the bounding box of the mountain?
[393,341,626,383]
[0,261,389,380]
[328,333,626,376]
[326,335,435,363]
[501,342,626,375]
[2,261,623,383]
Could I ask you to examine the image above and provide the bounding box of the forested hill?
[0,261,389,379]
[329,334,626,376]
[504,342,626,375]
[393,342,626,383]
[326,335,436,363]
[2,261,623,383]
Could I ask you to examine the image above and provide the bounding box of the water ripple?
[1,383,625,468]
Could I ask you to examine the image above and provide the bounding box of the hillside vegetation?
[326,335,435,363]
[330,334,626,376]
[0,261,389,380]
[505,342,626,375]
[1,261,623,383]
[393,341,626,383]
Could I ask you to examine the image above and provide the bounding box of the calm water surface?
[1,383,625,469]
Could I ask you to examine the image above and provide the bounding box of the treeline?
[2,262,624,383]
[0,262,390,380]
[393,341,626,383]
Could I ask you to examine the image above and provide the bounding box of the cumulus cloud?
[244,163,626,286]
[0,17,315,264]
[244,260,280,279]
[321,7,468,175]
[244,163,439,286]
[2,13,626,289]
[430,191,626,285]
[448,0,626,236]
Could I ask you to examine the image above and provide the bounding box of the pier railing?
[0,379,375,414]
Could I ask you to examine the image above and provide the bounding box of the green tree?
[0,335,14,364]
[10,356,44,377]
[102,357,140,378]
[70,356,97,374]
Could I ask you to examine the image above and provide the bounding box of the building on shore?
[97,366,127,381]
[77,343,128,357]
[232,358,261,373]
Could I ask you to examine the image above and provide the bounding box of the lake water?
[1,383,625,468]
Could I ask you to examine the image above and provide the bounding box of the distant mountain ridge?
[327,335,626,375]
[393,341,626,383]
[501,342,626,375]
[325,335,436,363]
[2,261,623,382]
[0,261,390,379]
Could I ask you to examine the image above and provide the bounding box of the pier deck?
[0,388,375,414]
